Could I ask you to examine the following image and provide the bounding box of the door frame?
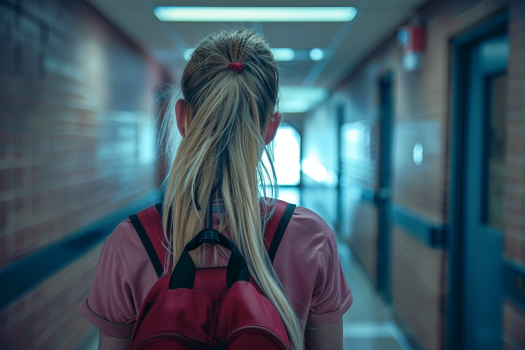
[448,11,508,350]
[376,72,394,303]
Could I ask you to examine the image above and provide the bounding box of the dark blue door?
[463,33,508,350]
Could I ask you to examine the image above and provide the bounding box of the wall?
[303,0,525,349]
[503,0,525,348]
[0,0,170,348]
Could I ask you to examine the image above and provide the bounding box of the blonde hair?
[160,30,303,349]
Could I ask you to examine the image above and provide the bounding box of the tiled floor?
[76,329,98,350]
[338,241,412,350]
[78,243,412,350]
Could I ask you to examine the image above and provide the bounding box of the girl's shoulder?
[105,217,143,254]
[286,205,334,243]
[104,216,160,283]
[275,205,335,266]
[288,206,332,231]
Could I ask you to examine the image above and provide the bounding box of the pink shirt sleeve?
[307,231,353,324]
[77,236,137,338]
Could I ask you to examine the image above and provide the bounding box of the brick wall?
[391,227,445,350]
[503,1,525,348]
[0,0,170,348]
[0,243,103,349]
[503,0,525,279]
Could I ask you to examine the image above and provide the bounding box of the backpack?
[128,200,296,350]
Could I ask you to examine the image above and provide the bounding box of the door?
[450,14,509,349]
[463,33,508,350]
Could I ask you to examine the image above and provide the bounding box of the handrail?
[355,185,447,248]
[502,260,525,312]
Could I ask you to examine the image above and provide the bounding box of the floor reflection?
[339,241,412,350]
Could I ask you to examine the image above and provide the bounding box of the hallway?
[2,1,525,349]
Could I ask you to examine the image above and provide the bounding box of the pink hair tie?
[228,62,245,73]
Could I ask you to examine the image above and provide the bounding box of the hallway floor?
[338,241,413,350]
[77,243,413,350]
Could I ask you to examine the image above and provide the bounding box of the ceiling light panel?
[309,48,324,61]
[154,7,357,22]
[271,48,295,61]
[279,87,329,113]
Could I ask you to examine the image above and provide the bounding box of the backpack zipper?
[134,326,287,350]
[134,332,224,350]
[225,325,288,350]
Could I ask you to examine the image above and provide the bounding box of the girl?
[78,29,352,350]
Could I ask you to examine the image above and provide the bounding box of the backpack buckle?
[199,229,220,246]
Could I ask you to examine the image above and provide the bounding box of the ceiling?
[86,0,426,92]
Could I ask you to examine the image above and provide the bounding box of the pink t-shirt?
[78,205,353,342]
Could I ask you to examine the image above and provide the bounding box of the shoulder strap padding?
[129,205,168,278]
[263,200,296,264]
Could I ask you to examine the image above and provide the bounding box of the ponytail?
[160,30,303,350]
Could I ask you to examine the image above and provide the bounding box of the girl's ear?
[265,111,281,145]
[175,99,186,137]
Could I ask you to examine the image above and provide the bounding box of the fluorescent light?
[184,48,194,61]
[309,48,324,61]
[271,48,294,61]
[279,87,329,113]
[154,7,357,22]
[280,87,328,101]
[281,100,310,113]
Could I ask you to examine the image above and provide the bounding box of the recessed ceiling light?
[154,7,357,22]
[271,48,294,61]
[309,48,324,61]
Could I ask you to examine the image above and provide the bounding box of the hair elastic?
[228,62,245,73]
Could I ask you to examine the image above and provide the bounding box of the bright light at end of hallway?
[302,158,327,182]
[153,7,357,22]
[271,125,301,186]
[302,158,338,187]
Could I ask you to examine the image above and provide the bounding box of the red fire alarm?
[398,18,425,71]
[403,25,424,52]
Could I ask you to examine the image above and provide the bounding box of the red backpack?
[128,200,296,350]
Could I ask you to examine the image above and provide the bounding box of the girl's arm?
[305,317,344,350]
[98,331,131,350]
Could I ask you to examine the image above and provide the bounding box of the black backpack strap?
[267,203,296,264]
[129,213,164,278]
[155,203,162,215]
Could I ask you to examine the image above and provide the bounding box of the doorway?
[449,12,509,350]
